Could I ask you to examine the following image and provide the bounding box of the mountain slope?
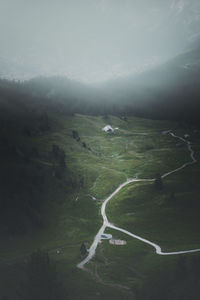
[97,43,200,123]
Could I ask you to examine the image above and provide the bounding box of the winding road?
[77,131,199,269]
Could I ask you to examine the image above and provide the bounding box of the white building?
[102,125,114,133]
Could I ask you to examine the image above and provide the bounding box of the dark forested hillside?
[1,43,200,126]
[0,79,73,235]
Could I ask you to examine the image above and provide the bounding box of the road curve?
[77,132,200,269]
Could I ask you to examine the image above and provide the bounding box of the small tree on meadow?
[80,242,87,257]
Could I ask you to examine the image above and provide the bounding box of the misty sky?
[0,0,200,82]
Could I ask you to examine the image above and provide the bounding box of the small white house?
[102,125,114,133]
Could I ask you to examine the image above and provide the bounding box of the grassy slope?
[1,114,200,299]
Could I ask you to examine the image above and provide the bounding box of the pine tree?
[80,242,87,257]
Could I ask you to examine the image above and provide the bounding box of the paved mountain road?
[77,131,200,269]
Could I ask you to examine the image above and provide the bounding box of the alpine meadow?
[0,1,200,299]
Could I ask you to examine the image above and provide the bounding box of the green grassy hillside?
[1,113,200,299]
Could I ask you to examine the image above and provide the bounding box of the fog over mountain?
[0,0,200,82]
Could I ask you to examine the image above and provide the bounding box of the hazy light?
[0,0,199,83]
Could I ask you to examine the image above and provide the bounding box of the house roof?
[102,125,114,132]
